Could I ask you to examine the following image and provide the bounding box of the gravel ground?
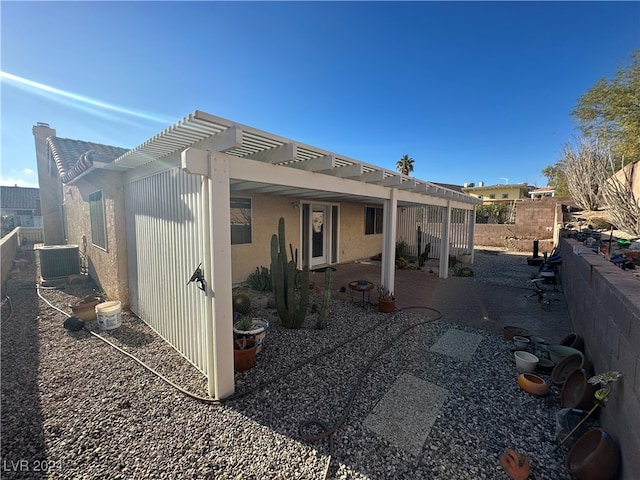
[1,247,575,479]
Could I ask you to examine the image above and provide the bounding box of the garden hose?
[37,288,442,479]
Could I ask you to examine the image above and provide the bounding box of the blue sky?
[1,1,638,189]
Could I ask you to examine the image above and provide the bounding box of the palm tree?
[396,154,414,176]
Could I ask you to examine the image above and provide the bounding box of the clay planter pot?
[535,358,555,374]
[566,428,621,480]
[546,344,581,364]
[561,368,598,410]
[514,351,539,373]
[233,338,257,372]
[70,296,102,321]
[551,352,593,387]
[559,332,585,352]
[377,299,396,313]
[512,335,530,349]
[517,373,549,396]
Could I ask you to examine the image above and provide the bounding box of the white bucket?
[95,301,122,330]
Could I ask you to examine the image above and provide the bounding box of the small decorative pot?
[517,373,549,396]
[514,351,539,373]
[70,296,102,321]
[551,352,593,387]
[503,326,531,340]
[512,335,530,349]
[561,368,598,410]
[546,345,581,364]
[566,428,621,480]
[233,318,269,354]
[233,338,257,372]
[559,332,585,352]
[378,299,396,313]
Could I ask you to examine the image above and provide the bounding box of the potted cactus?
[233,315,269,353]
[377,286,396,313]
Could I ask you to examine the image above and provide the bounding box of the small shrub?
[247,266,272,291]
[589,216,612,230]
[453,265,474,277]
[396,239,410,261]
[448,255,458,268]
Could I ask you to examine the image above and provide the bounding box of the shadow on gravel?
[1,249,46,480]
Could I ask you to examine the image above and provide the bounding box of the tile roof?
[47,137,128,183]
[0,186,40,210]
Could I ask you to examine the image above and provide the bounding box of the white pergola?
[110,110,481,398]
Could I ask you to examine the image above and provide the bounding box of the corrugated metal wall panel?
[125,167,208,375]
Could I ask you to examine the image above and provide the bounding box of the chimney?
[32,123,65,245]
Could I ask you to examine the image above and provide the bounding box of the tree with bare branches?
[597,158,640,237]
[561,137,612,211]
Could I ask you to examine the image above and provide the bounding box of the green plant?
[316,268,332,330]
[270,217,310,329]
[247,266,272,291]
[396,257,408,269]
[395,239,409,261]
[232,293,251,315]
[453,265,474,277]
[448,254,458,268]
[236,315,253,331]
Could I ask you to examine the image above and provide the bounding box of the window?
[489,194,496,199]
[502,193,509,199]
[89,190,107,249]
[365,206,383,235]
[230,197,252,244]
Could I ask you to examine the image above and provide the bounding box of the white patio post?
[439,199,452,279]
[182,148,235,400]
[468,207,476,263]
[381,188,398,294]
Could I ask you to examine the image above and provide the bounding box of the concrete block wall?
[559,237,640,480]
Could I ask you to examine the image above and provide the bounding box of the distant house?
[529,186,556,199]
[0,185,42,233]
[461,182,530,204]
[33,110,480,398]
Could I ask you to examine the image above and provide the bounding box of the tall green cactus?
[270,217,309,329]
[316,267,332,330]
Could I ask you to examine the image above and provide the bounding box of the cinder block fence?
[560,237,640,480]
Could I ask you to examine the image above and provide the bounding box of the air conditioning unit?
[38,245,80,279]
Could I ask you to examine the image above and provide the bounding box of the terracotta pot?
[561,368,598,410]
[233,338,257,372]
[378,299,396,313]
[559,332,585,352]
[517,373,549,396]
[70,296,102,321]
[551,352,593,387]
[566,428,620,480]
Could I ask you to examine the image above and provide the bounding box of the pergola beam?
[244,142,296,164]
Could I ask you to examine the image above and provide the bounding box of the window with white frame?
[89,190,107,249]
[230,197,252,244]
[365,206,383,235]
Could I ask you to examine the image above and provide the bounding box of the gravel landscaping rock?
[1,248,575,479]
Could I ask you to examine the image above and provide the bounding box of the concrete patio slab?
[363,373,448,456]
[429,328,484,361]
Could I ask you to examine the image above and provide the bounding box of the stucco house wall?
[339,202,383,260]
[230,194,300,284]
[63,171,129,308]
